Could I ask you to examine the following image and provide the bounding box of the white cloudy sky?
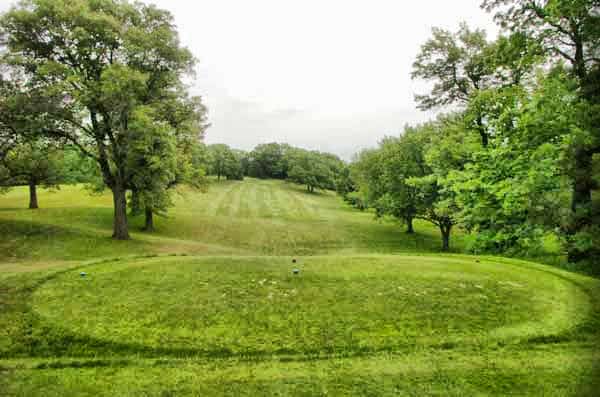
[0,0,498,159]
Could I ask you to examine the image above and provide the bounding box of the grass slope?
[0,179,599,396]
[0,179,452,263]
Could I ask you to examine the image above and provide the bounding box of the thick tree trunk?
[440,222,452,252]
[571,149,594,216]
[111,183,130,240]
[406,216,414,234]
[568,148,595,262]
[28,181,38,209]
[567,38,595,263]
[144,207,154,232]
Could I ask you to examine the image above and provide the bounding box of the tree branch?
[42,128,99,161]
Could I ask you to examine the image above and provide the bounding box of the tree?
[350,148,384,209]
[377,130,433,234]
[0,0,201,239]
[354,131,430,234]
[482,0,600,262]
[412,23,496,147]
[127,107,177,232]
[247,143,290,179]
[227,150,246,180]
[448,70,574,254]
[350,129,429,234]
[287,150,336,193]
[407,118,477,251]
[207,144,243,181]
[0,139,64,209]
[131,91,209,230]
[334,165,356,199]
[412,23,540,147]
[350,120,467,249]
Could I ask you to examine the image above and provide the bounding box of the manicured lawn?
[0,180,598,396]
[0,179,453,263]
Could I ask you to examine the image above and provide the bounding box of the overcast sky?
[0,0,499,159]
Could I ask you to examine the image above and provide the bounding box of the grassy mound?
[1,180,598,396]
[30,255,590,356]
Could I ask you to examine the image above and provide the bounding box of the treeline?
[205,142,346,193]
[347,1,599,268]
[0,0,209,237]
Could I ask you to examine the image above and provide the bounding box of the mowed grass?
[0,179,450,264]
[1,179,599,396]
[26,256,596,355]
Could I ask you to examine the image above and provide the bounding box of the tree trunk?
[476,115,488,148]
[28,181,38,209]
[440,222,452,252]
[567,37,595,263]
[406,216,414,234]
[111,183,130,240]
[144,207,154,232]
[571,149,594,217]
[567,148,595,262]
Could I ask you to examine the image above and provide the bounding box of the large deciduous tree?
[482,0,600,262]
[365,131,430,234]
[412,23,540,147]
[412,23,496,147]
[411,117,480,251]
[0,0,202,239]
[129,92,209,231]
[127,107,177,232]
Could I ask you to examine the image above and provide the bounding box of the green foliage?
[334,165,355,198]
[207,144,245,181]
[344,191,367,211]
[411,23,495,110]
[449,72,575,254]
[61,146,99,184]
[0,0,204,239]
[0,138,65,208]
[0,140,63,188]
[481,0,600,263]
[247,143,291,179]
[127,107,178,224]
[349,148,384,208]
[351,121,465,249]
[286,148,343,193]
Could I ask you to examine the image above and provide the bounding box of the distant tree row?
[205,142,347,193]
[348,0,599,267]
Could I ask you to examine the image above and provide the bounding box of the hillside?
[0,179,452,264]
[1,180,599,396]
